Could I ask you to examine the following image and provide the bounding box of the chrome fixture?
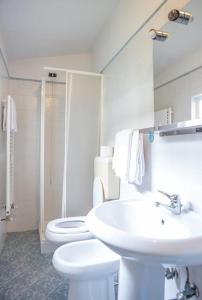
[149,29,169,42]
[165,267,178,280]
[155,190,182,215]
[0,216,13,222]
[48,72,57,78]
[174,267,200,299]
[168,9,193,25]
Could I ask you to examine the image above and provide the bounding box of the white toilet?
[46,177,120,300]
[46,216,93,245]
[46,151,120,300]
[45,177,105,245]
[53,239,119,300]
[46,150,119,246]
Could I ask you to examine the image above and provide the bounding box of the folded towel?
[128,131,145,185]
[112,129,145,185]
[112,129,133,182]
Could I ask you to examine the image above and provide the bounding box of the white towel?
[112,129,145,185]
[128,131,145,185]
[112,129,133,182]
[2,97,17,133]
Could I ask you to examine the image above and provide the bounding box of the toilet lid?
[47,216,89,234]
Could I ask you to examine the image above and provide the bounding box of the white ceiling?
[154,0,202,76]
[0,0,118,59]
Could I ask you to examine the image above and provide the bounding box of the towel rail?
[4,96,15,217]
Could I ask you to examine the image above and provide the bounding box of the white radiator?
[4,96,16,217]
[154,107,173,127]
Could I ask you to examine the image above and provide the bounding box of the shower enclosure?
[39,67,102,251]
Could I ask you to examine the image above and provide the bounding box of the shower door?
[40,69,101,238]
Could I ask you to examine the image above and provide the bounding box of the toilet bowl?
[53,239,120,300]
[46,216,93,245]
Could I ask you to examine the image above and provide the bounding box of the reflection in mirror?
[153,0,202,127]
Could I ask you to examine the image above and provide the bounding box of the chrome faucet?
[155,190,182,215]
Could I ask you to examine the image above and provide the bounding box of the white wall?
[155,46,202,88]
[155,47,202,122]
[8,52,92,80]
[150,133,202,299]
[155,68,202,123]
[102,27,154,145]
[93,0,202,299]
[6,79,41,232]
[92,0,166,72]
[99,0,190,201]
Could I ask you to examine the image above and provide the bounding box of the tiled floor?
[0,231,68,300]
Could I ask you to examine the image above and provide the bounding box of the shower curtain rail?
[43,67,103,77]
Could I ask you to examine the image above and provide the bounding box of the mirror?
[153,0,202,127]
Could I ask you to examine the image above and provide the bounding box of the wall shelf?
[140,119,202,137]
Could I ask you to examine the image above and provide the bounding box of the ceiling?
[0,0,118,60]
[154,0,202,76]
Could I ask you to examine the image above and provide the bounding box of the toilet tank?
[94,148,119,200]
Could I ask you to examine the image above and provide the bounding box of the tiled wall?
[6,79,41,232]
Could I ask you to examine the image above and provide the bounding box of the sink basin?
[87,199,202,265]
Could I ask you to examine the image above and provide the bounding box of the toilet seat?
[45,216,93,244]
[53,239,120,280]
[47,216,88,234]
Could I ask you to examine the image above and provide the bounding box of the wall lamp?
[168,9,193,25]
[149,29,169,42]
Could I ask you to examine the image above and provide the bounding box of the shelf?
[140,119,202,137]
[158,119,202,136]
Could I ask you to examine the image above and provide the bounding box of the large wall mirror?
[154,0,202,128]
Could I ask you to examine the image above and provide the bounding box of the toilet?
[45,148,119,246]
[46,216,93,245]
[46,151,120,300]
[53,239,119,300]
[46,177,120,300]
[46,150,120,300]
[45,176,106,245]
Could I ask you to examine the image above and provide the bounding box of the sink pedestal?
[118,258,165,300]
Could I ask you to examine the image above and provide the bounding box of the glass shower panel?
[66,74,101,217]
[44,71,66,227]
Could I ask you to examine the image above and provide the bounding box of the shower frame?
[39,67,103,238]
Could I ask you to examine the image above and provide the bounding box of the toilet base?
[68,274,116,300]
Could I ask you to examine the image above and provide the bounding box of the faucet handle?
[158,190,178,203]
[158,190,173,198]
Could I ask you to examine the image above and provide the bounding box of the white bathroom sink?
[87,199,202,265]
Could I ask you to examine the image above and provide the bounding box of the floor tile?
[0,231,68,300]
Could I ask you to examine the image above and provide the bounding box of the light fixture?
[168,9,193,25]
[46,72,57,109]
[149,29,169,42]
